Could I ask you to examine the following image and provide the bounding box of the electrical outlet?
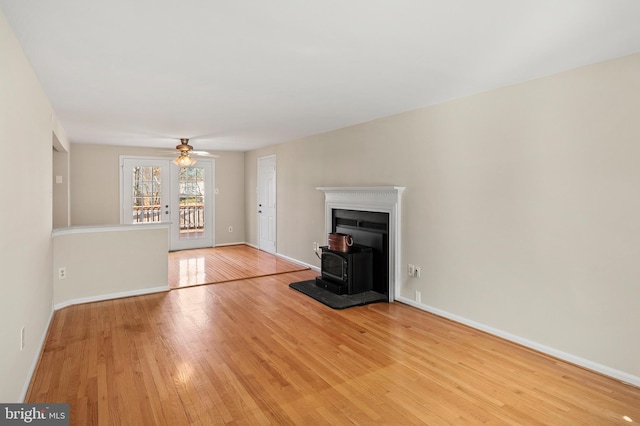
[415,266,421,278]
[20,327,25,351]
[408,264,415,276]
[58,267,66,280]
[228,226,233,232]
[415,290,421,304]
[313,242,318,251]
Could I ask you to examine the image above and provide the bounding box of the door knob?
[258,210,262,213]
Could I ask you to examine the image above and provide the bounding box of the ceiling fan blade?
[157,150,219,159]
[191,150,219,158]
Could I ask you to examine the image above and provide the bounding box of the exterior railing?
[133,205,162,223]
[178,204,205,231]
[132,205,204,230]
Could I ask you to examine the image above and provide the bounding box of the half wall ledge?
[52,223,170,308]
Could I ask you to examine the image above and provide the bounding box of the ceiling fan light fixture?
[176,138,194,152]
[173,151,197,166]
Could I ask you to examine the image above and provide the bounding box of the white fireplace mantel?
[317,186,405,301]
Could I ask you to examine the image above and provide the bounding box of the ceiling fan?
[169,138,218,166]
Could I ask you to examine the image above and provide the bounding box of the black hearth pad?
[289,280,387,310]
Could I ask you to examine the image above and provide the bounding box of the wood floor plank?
[26,264,640,425]
[168,244,309,288]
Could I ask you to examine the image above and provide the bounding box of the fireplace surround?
[317,186,405,301]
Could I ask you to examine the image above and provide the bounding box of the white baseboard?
[396,296,640,388]
[276,252,320,273]
[20,306,55,402]
[232,242,321,273]
[215,241,247,247]
[54,286,169,311]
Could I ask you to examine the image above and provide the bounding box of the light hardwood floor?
[168,244,309,288]
[28,260,640,424]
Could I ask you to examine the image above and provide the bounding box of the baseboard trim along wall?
[20,306,55,402]
[53,286,169,311]
[235,242,321,272]
[396,296,640,388]
[215,241,247,247]
[276,252,320,273]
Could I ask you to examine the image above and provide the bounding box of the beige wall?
[0,10,64,402]
[246,53,640,380]
[70,144,246,245]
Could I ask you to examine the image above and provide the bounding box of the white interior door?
[121,157,214,251]
[257,155,276,254]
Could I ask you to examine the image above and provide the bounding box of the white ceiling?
[2,1,640,152]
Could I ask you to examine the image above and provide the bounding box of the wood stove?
[315,245,373,295]
[332,209,389,296]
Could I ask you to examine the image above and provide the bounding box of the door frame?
[119,155,215,251]
[257,154,276,254]
[169,159,215,251]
